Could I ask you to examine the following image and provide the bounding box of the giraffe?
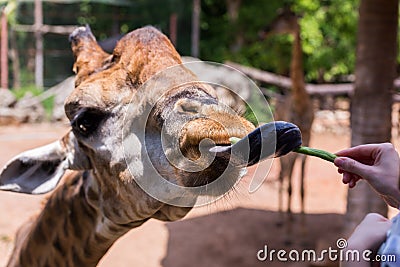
[0,26,301,266]
[260,7,314,216]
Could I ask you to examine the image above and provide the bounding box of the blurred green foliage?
[12,85,54,119]
[4,0,398,89]
[12,84,43,100]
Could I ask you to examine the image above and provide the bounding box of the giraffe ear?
[0,131,90,194]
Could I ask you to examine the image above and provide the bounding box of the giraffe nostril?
[174,99,202,114]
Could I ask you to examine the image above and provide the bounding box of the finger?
[334,157,372,180]
[335,144,382,158]
[349,173,362,182]
[348,175,363,188]
[342,172,351,184]
[335,145,382,165]
[352,177,361,186]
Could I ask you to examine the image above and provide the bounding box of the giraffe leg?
[287,174,293,215]
[277,159,286,227]
[278,166,285,214]
[284,174,294,246]
[286,155,296,219]
[300,154,307,214]
[283,155,296,246]
[299,154,309,243]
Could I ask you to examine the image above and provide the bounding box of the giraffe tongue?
[209,121,302,167]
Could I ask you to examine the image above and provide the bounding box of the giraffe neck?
[290,28,310,113]
[7,172,143,267]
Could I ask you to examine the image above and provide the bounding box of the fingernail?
[334,157,345,167]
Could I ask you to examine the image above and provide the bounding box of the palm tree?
[346,0,398,233]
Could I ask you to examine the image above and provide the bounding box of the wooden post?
[191,0,200,58]
[169,13,177,46]
[34,0,43,88]
[1,9,8,89]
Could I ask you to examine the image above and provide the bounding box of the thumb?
[334,157,371,180]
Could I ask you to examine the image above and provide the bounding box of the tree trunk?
[1,9,8,89]
[34,0,43,88]
[169,13,178,46]
[111,6,119,36]
[225,0,242,52]
[191,0,200,58]
[346,0,398,233]
[9,29,20,89]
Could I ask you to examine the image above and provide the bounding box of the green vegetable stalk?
[293,146,337,163]
[229,137,241,144]
[229,137,337,163]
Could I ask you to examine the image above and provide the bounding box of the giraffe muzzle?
[209,121,302,167]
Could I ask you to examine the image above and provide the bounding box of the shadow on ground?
[162,208,344,267]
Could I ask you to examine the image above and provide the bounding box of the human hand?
[346,213,391,252]
[334,143,400,208]
[341,213,391,267]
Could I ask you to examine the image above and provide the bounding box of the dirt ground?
[0,114,398,267]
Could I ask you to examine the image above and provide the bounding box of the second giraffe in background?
[260,7,314,217]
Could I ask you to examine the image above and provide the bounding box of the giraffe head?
[0,26,301,222]
[259,6,300,39]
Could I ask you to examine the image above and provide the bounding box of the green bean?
[293,146,337,163]
[229,137,241,145]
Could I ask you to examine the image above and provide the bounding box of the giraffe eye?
[71,108,107,137]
